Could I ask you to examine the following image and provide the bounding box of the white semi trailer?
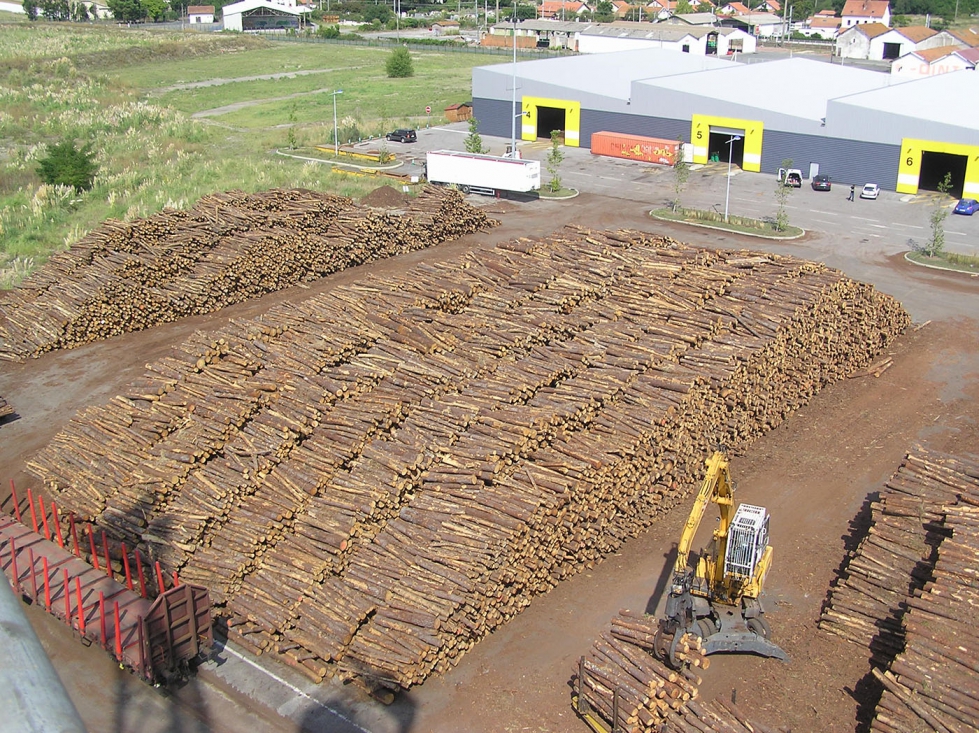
[425,150,541,198]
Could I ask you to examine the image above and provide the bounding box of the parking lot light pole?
[332,89,343,157]
[509,2,517,158]
[724,134,741,223]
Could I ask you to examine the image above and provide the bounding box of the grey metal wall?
[760,130,900,188]
[581,110,690,148]
[472,97,524,140]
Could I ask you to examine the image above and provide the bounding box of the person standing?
[848,185,855,202]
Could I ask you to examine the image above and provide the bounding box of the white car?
[860,183,880,200]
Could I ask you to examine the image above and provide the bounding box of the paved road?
[386,123,978,264]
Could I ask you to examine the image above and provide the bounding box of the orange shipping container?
[590,131,680,166]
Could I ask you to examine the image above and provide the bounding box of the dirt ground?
[1,192,977,733]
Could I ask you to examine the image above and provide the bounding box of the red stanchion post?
[10,479,22,523]
[135,550,147,598]
[28,548,38,600]
[76,578,85,636]
[69,514,81,558]
[102,531,111,579]
[137,618,147,681]
[121,543,133,591]
[88,524,100,572]
[114,602,123,661]
[99,591,107,648]
[39,495,50,541]
[172,571,179,588]
[51,501,66,549]
[9,537,19,594]
[43,556,51,612]
[28,488,39,533]
[63,568,71,622]
[155,561,165,596]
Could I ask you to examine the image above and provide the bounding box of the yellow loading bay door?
[898,138,979,197]
[521,97,581,147]
[690,115,764,172]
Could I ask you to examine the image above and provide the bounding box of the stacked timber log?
[0,395,12,420]
[26,227,910,691]
[0,186,497,361]
[871,504,979,733]
[574,611,705,731]
[818,447,979,666]
[575,611,786,733]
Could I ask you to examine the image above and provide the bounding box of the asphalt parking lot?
[378,122,977,262]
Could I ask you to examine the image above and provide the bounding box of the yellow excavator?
[653,451,788,669]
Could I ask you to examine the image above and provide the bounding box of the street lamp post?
[331,89,343,157]
[724,135,741,223]
[509,2,517,158]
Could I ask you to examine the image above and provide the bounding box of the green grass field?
[0,23,506,287]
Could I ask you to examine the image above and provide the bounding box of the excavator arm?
[672,451,734,593]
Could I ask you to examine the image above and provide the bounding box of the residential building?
[840,0,889,29]
[187,4,215,23]
[891,46,979,78]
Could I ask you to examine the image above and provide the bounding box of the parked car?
[860,183,880,200]
[811,174,831,191]
[953,198,979,216]
[385,128,417,143]
[777,167,803,187]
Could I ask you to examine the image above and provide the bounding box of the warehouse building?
[471,49,979,196]
[221,0,310,31]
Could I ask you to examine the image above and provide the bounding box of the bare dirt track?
[1,192,977,733]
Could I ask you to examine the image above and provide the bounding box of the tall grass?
[0,25,498,287]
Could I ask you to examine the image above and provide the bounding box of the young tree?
[546,130,564,193]
[593,0,615,21]
[23,0,39,20]
[672,142,690,213]
[675,0,694,13]
[773,158,794,231]
[143,0,167,20]
[386,47,414,78]
[287,102,298,150]
[37,140,98,192]
[925,172,953,258]
[464,117,487,154]
[107,0,145,21]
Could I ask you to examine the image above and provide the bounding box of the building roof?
[477,47,730,102]
[954,46,979,63]
[948,27,979,47]
[667,12,719,25]
[845,21,890,39]
[832,69,979,132]
[906,46,957,62]
[727,12,782,24]
[892,25,937,42]
[810,16,841,28]
[222,0,310,15]
[541,0,588,12]
[815,8,836,14]
[641,56,891,122]
[500,19,589,32]
[187,5,214,13]
[841,0,889,18]
[719,1,750,13]
[445,102,472,110]
[764,0,781,11]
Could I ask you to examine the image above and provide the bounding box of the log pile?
[871,504,979,733]
[574,611,705,732]
[27,227,909,691]
[818,447,979,666]
[0,394,12,420]
[0,186,498,361]
[575,611,787,733]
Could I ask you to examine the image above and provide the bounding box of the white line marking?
[221,644,372,733]
[904,224,924,229]
[948,231,967,237]
[810,211,839,216]
[851,216,880,222]
[870,224,888,229]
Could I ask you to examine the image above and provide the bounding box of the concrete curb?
[903,251,979,277]
[274,150,405,172]
[539,188,580,201]
[648,211,806,240]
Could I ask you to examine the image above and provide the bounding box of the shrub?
[37,139,98,192]
[386,47,414,78]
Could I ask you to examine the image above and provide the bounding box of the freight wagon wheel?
[460,185,470,194]
[747,616,772,639]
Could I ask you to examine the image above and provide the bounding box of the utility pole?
[510,1,518,158]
